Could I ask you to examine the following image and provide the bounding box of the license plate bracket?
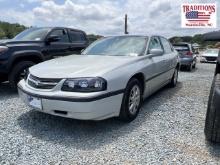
[27,95,42,110]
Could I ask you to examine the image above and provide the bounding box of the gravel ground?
[1,63,220,165]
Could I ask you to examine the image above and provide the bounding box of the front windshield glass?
[204,49,219,54]
[13,28,51,41]
[83,36,147,56]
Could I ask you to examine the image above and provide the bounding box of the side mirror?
[149,49,163,57]
[46,35,61,43]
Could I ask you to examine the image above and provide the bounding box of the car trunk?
[173,44,192,58]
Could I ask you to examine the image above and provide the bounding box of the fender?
[7,50,44,71]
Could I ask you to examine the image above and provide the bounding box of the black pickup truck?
[0,27,89,87]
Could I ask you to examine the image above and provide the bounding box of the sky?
[0,0,219,37]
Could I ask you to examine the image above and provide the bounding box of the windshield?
[82,36,147,56]
[13,28,51,41]
[204,49,219,54]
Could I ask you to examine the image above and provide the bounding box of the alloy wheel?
[128,85,141,115]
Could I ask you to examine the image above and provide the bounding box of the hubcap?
[129,85,141,115]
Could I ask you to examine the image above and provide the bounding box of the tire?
[169,68,178,87]
[205,74,220,142]
[0,76,7,83]
[119,78,143,122]
[193,62,196,69]
[187,63,193,71]
[8,61,35,88]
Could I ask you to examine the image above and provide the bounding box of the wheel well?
[10,56,42,71]
[130,73,145,93]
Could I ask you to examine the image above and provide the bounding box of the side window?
[160,37,172,54]
[69,31,86,43]
[49,29,69,43]
[148,37,163,51]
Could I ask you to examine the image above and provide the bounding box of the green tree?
[0,28,5,39]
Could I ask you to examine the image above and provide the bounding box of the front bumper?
[201,56,217,62]
[18,79,124,120]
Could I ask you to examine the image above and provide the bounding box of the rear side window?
[69,31,86,43]
[49,29,69,43]
[160,37,172,53]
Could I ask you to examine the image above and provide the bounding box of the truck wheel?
[119,78,143,122]
[0,75,7,83]
[205,74,220,143]
[8,61,35,88]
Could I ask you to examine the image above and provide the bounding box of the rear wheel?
[187,63,193,71]
[169,68,178,87]
[8,61,35,88]
[205,74,220,142]
[193,61,196,68]
[119,78,143,122]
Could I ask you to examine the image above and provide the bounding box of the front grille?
[205,57,217,61]
[28,74,62,89]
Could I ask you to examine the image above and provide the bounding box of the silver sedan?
[18,35,180,121]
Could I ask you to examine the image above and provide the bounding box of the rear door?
[144,36,165,96]
[160,37,176,81]
[68,30,88,54]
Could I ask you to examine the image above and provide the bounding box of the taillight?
[186,51,193,56]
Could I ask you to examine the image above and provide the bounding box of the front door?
[45,29,73,59]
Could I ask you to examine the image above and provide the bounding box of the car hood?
[0,40,42,46]
[0,39,11,44]
[202,53,218,57]
[29,55,138,78]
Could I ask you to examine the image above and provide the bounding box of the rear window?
[69,31,86,43]
[173,45,189,51]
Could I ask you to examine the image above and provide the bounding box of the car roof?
[30,27,85,33]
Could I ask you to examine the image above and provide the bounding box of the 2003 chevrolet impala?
[18,35,179,121]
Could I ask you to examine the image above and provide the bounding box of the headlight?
[0,46,8,53]
[62,77,107,92]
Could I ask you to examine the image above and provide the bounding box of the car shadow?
[179,67,198,73]
[0,82,17,100]
[17,82,182,150]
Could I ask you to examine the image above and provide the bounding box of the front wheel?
[8,61,35,88]
[119,78,143,122]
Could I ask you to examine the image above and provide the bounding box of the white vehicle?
[18,35,179,121]
[201,49,219,62]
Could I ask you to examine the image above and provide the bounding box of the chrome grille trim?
[28,74,62,89]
